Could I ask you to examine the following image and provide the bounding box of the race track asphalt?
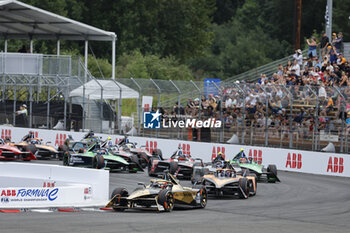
[1,160,350,233]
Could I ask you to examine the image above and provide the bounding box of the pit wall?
[0,162,109,208]
[0,125,349,177]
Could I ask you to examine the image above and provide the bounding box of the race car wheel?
[267,164,278,183]
[129,154,139,173]
[139,152,149,168]
[198,186,207,208]
[249,174,257,196]
[92,155,105,169]
[238,177,249,199]
[57,144,68,161]
[111,188,129,212]
[169,161,178,175]
[158,189,174,212]
[24,144,37,156]
[63,152,70,166]
[267,164,277,175]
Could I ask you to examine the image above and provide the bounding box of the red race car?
[148,147,204,179]
[0,139,37,161]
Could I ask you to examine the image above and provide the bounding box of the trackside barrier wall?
[0,125,349,178]
[0,162,109,208]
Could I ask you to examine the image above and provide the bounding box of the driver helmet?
[217,152,223,157]
[107,137,112,140]
[240,148,244,152]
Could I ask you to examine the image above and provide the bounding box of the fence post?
[170,80,181,139]
[233,82,246,144]
[190,80,201,119]
[131,78,142,135]
[306,85,318,151]
[211,81,223,143]
[333,87,345,153]
[13,83,16,126]
[259,84,269,146]
[150,79,161,138]
[111,79,123,135]
[281,85,293,148]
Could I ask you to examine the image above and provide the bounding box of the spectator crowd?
[156,32,350,145]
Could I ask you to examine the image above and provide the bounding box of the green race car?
[230,150,280,183]
[63,141,142,172]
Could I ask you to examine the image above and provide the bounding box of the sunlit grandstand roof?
[0,0,116,41]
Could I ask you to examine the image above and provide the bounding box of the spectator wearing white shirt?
[292,60,300,76]
[293,49,303,66]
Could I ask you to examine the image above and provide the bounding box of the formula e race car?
[0,139,37,161]
[10,134,59,159]
[148,147,204,179]
[105,172,207,212]
[116,137,152,168]
[193,161,257,199]
[230,149,280,183]
[63,141,142,172]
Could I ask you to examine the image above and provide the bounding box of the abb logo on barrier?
[327,157,344,173]
[179,143,190,155]
[1,129,11,140]
[55,134,67,146]
[286,153,302,169]
[43,182,55,188]
[1,190,16,197]
[248,149,262,164]
[144,104,150,112]
[211,146,225,160]
[146,141,157,154]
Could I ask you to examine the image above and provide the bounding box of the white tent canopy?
[69,79,139,100]
[0,0,115,41]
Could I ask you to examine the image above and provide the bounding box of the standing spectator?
[346,112,350,135]
[320,31,329,58]
[16,104,28,127]
[293,49,303,66]
[306,37,319,59]
[333,32,343,53]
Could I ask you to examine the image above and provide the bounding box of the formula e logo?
[211,146,225,161]
[143,110,161,129]
[179,143,191,155]
[327,157,344,173]
[285,153,302,169]
[146,141,157,154]
[55,134,67,146]
[1,129,11,140]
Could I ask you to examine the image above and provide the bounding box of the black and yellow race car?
[105,173,207,212]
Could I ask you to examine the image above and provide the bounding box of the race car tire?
[111,188,129,212]
[92,154,105,169]
[267,164,278,183]
[267,164,277,175]
[62,152,70,166]
[169,161,178,175]
[152,148,163,159]
[238,177,249,199]
[148,159,157,177]
[139,152,149,168]
[24,144,37,156]
[249,174,257,196]
[198,186,207,208]
[158,189,174,212]
[57,144,68,161]
[129,154,139,173]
